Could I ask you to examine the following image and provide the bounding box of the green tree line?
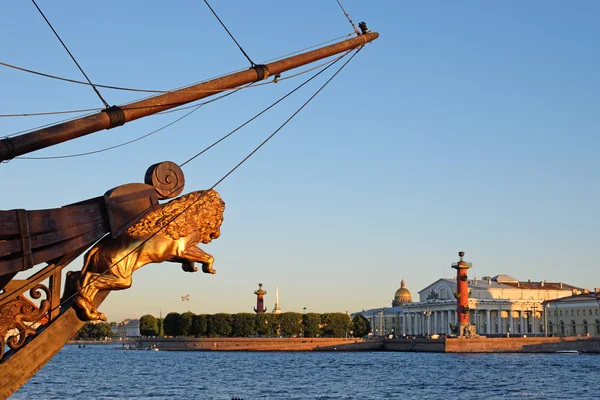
[138,312,371,338]
[73,322,113,340]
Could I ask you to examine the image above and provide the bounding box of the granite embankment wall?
[136,337,381,352]
[135,337,600,353]
[445,337,600,353]
[383,337,600,353]
[382,338,445,352]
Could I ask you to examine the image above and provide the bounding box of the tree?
[280,312,302,337]
[207,313,232,337]
[163,312,181,336]
[74,323,90,340]
[321,313,351,338]
[255,313,279,336]
[302,313,321,338]
[157,318,164,337]
[179,312,195,337]
[95,322,113,339]
[73,322,113,340]
[351,314,371,337]
[231,313,257,337]
[190,314,208,337]
[255,313,268,336]
[139,314,159,336]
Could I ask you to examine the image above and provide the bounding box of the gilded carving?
[0,285,50,360]
[73,189,225,321]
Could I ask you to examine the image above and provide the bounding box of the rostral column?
[254,283,267,313]
[452,251,472,336]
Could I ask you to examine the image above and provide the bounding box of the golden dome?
[392,280,412,306]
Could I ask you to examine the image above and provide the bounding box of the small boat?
[555,350,580,354]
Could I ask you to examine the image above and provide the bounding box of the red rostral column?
[452,251,472,336]
[254,283,267,313]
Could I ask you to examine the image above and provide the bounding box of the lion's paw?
[93,311,107,322]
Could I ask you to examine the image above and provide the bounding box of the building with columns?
[354,253,586,338]
[402,274,579,337]
[356,280,413,337]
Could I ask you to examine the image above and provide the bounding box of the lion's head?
[127,189,225,242]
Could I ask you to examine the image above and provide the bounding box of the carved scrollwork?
[144,161,185,199]
[0,284,50,360]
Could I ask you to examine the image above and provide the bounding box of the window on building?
[440,288,448,300]
[583,320,588,335]
[554,311,557,317]
[571,310,574,317]
[571,320,577,335]
[589,309,592,316]
[548,321,553,333]
[577,310,580,316]
[560,321,565,336]
[596,319,600,335]
[560,311,563,317]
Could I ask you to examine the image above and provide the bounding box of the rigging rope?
[0,55,343,118]
[4,47,363,342]
[0,34,352,99]
[30,0,110,108]
[0,61,167,93]
[202,0,257,66]
[210,47,362,188]
[16,106,202,159]
[7,54,345,159]
[179,50,351,167]
[335,0,361,36]
[14,84,251,159]
[1,107,104,118]
[0,34,353,121]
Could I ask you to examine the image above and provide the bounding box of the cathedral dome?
[392,280,412,306]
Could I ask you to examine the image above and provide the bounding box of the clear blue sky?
[2,1,598,322]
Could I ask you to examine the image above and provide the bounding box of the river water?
[12,345,600,399]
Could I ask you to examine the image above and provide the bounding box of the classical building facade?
[545,291,600,337]
[356,280,412,337]
[402,274,579,337]
[354,253,589,338]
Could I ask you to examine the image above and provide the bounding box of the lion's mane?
[127,189,225,240]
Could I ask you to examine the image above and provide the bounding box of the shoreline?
[131,336,600,353]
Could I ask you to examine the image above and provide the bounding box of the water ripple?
[11,345,600,399]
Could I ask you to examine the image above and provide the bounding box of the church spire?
[273,284,282,314]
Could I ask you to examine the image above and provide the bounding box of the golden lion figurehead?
[72,189,225,322]
[127,189,225,243]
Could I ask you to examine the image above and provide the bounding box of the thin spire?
[273,284,282,314]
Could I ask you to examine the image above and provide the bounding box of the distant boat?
[555,350,580,354]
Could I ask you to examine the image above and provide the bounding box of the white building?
[354,255,586,338]
[545,290,600,337]
[112,319,140,338]
[402,275,579,337]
